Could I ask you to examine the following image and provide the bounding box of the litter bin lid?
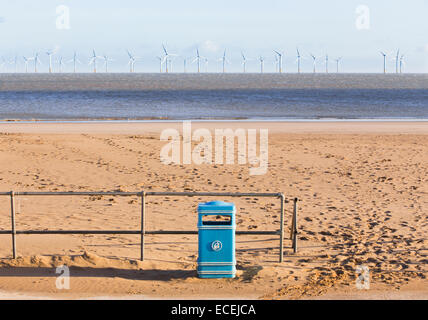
[198,201,235,212]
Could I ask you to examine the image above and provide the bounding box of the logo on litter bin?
[211,240,222,252]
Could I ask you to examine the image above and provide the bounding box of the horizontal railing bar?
[0,191,282,197]
[0,192,142,196]
[146,192,283,197]
[0,230,279,235]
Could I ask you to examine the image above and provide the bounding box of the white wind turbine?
[380,51,387,73]
[162,44,177,73]
[274,50,284,73]
[325,54,329,73]
[57,56,66,73]
[241,52,250,73]
[156,56,163,73]
[46,50,57,73]
[296,48,302,73]
[274,54,279,72]
[217,49,230,73]
[192,49,205,73]
[67,52,82,73]
[0,57,6,72]
[22,56,33,73]
[203,57,209,73]
[310,53,317,73]
[9,56,18,73]
[394,49,400,73]
[183,57,189,73]
[334,57,342,73]
[399,54,405,73]
[32,53,42,73]
[101,54,114,73]
[89,49,102,73]
[258,56,265,73]
[127,50,141,73]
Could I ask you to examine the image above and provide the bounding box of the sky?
[0,0,427,73]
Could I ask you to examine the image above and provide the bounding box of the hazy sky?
[1,0,427,72]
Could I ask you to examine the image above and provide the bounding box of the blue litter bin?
[197,201,236,278]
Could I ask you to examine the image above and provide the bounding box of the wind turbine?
[334,57,342,73]
[380,51,387,73]
[274,50,284,73]
[0,57,6,72]
[156,56,163,73]
[67,52,81,73]
[9,56,18,73]
[241,52,249,73]
[46,50,56,73]
[101,54,114,73]
[57,56,66,73]
[310,53,317,73]
[89,49,102,73]
[22,56,33,73]
[296,48,302,73]
[32,53,41,73]
[162,44,177,73]
[126,50,138,73]
[325,54,329,73]
[183,57,189,73]
[218,49,230,73]
[203,57,209,73]
[399,54,405,73]
[258,56,265,73]
[395,49,400,73]
[192,49,204,73]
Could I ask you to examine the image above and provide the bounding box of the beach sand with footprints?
[0,121,426,299]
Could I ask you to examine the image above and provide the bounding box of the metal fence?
[0,191,298,263]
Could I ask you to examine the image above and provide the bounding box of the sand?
[0,121,426,300]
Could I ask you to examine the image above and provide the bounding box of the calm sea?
[0,73,427,120]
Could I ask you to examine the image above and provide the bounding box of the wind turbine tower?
[334,57,342,73]
[259,56,264,73]
[33,53,41,73]
[68,52,81,73]
[89,50,101,73]
[46,50,55,73]
[162,45,177,73]
[325,54,329,73]
[399,55,405,73]
[102,54,114,73]
[218,49,229,73]
[192,49,203,73]
[296,48,301,73]
[380,51,387,73]
[274,51,283,73]
[310,54,317,73]
[241,52,248,73]
[23,56,32,73]
[395,49,400,73]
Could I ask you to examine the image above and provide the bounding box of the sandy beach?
[0,121,427,299]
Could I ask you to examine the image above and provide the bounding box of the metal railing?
[0,191,298,263]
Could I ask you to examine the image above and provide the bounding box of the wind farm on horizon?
[0,45,407,74]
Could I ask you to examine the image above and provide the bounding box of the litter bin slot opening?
[202,215,232,226]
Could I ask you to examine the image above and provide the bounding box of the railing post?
[10,191,16,259]
[279,193,285,262]
[140,191,146,261]
[292,198,298,253]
